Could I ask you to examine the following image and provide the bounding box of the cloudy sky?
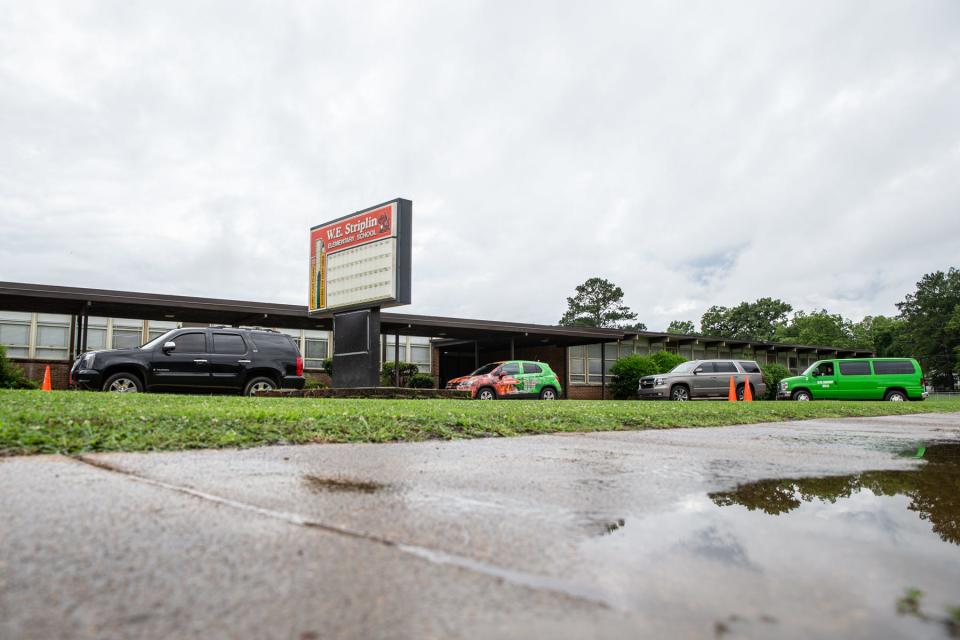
[2,1,958,330]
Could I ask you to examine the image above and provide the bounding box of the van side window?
[738,361,761,374]
[839,361,871,376]
[874,360,916,375]
[714,362,737,373]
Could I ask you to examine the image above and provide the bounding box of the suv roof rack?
[208,325,282,333]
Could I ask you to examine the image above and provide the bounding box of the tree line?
[559,268,960,385]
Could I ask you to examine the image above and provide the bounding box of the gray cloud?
[1,1,958,330]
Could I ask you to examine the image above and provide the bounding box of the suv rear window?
[522,363,542,374]
[839,361,871,376]
[873,360,916,375]
[738,361,761,374]
[213,333,247,355]
[251,333,297,352]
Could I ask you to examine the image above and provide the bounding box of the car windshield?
[802,362,819,376]
[139,330,176,350]
[469,363,500,376]
[669,361,699,374]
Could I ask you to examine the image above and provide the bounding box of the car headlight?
[780,381,788,390]
[81,353,95,369]
[654,377,665,387]
[458,380,473,387]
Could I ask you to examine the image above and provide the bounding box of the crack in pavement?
[70,455,616,611]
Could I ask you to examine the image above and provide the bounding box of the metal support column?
[67,314,77,362]
[510,338,515,360]
[381,334,387,367]
[474,340,479,370]
[80,304,90,353]
[394,330,400,387]
[600,342,606,400]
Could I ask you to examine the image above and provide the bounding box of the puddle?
[577,442,960,638]
[303,475,387,494]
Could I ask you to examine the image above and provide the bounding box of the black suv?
[70,327,306,395]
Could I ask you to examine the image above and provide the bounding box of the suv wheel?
[885,389,907,402]
[539,387,557,400]
[103,373,142,393]
[670,385,690,401]
[244,376,276,396]
[792,390,812,401]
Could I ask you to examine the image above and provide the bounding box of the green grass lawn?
[1,389,958,456]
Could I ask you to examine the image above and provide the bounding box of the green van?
[777,358,927,401]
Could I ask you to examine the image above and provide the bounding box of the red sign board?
[309,204,395,255]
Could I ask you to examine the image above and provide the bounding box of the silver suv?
[638,359,765,401]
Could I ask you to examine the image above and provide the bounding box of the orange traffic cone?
[41,365,52,391]
[728,376,737,402]
[743,377,753,402]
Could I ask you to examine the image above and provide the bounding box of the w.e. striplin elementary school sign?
[308,198,412,387]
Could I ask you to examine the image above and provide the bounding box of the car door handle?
[237,359,251,364]
[193,359,208,364]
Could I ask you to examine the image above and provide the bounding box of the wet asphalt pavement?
[2,412,960,639]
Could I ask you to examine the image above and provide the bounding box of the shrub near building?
[650,351,687,374]
[0,345,36,389]
[610,355,659,399]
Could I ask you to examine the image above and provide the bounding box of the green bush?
[321,357,333,375]
[650,350,687,374]
[408,373,435,389]
[0,345,37,389]
[761,363,792,400]
[381,361,419,387]
[303,377,327,390]
[609,354,659,399]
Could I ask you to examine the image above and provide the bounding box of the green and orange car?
[446,360,562,400]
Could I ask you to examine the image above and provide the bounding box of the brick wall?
[10,360,71,389]
[566,385,610,400]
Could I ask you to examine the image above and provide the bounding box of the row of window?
[0,312,432,373]
[568,341,832,385]
[814,360,916,376]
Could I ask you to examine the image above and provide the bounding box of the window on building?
[569,346,585,383]
[0,311,32,358]
[304,331,328,370]
[148,320,179,342]
[35,314,71,359]
[604,342,618,376]
[82,317,108,351]
[410,344,431,373]
[111,318,144,350]
[587,344,602,383]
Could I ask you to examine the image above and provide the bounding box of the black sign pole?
[394,329,400,387]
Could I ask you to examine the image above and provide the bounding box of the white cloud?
[1,1,958,331]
